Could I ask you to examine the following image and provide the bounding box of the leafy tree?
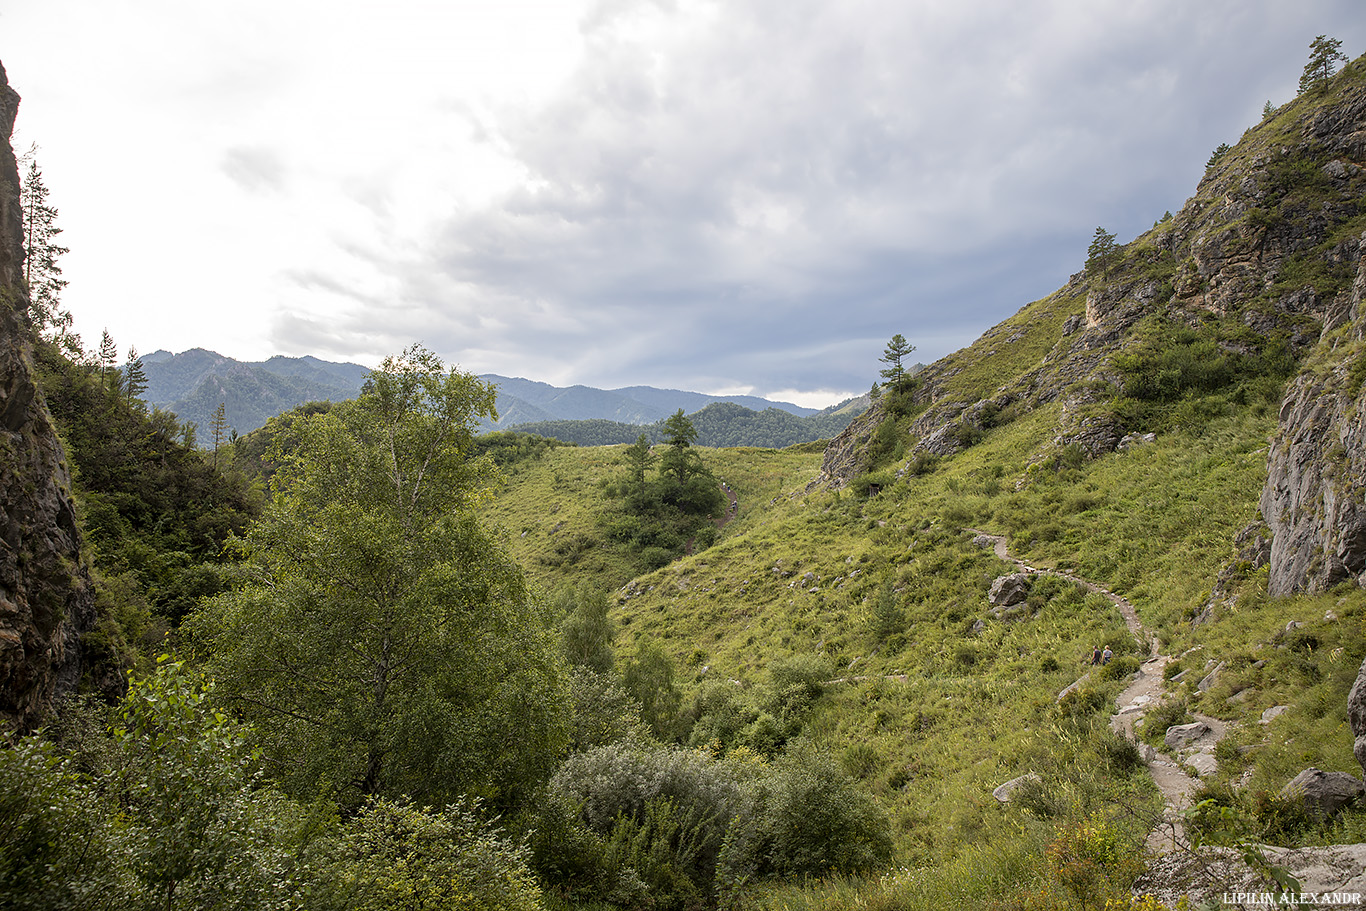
[559,585,616,675]
[1086,226,1119,277]
[314,797,545,911]
[879,333,915,389]
[623,640,682,742]
[1299,35,1347,95]
[190,345,568,810]
[18,153,76,354]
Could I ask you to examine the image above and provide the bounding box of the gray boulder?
[1164,721,1212,751]
[988,573,1031,607]
[1279,768,1365,821]
[992,772,1040,803]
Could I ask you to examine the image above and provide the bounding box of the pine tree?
[879,334,915,389]
[209,403,228,468]
[124,346,148,406]
[98,329,119,393]
[1086,227,1119,277]
[1299,35,1347,96]
[18,153,76,354]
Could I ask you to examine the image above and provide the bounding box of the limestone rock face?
[1350,657,1366,779]
[0,60,96,733]
[1261,238,1366,595]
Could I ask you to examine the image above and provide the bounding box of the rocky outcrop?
[1350,657,1366,779]
[1260,239,1366,595]
[0,60,96,733]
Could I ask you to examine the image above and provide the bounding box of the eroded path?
[965,528,1225,850]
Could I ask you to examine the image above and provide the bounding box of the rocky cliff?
[0,61,96,732]
[822,55,1366,601]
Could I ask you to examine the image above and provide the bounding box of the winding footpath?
[964,528,1224,851]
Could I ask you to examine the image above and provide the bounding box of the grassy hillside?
[480,391,1366,906]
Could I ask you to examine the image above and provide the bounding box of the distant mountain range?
[138,349,847,440]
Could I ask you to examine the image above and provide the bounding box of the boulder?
[1164,721,1212,751]
[988,573,1031,607]
[1279,768,1365,821]
[992,772,1040,804]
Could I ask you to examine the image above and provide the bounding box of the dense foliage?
[188,347,568,811]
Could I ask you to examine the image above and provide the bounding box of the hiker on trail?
[1089,646,1102,665]
[1101,646,1112,665]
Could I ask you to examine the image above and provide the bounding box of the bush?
[719,748,893,885]
[542,740,747,904]
[315,797,544,911]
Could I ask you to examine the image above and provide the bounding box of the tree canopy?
[190,346,568,810]
[879,334,916,389]
[1299,35,1348,95]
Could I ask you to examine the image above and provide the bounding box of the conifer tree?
[1086,227,1119,277]
[18,153,76,354]
[98,329,119,392]
[124,346,148,406]
[1299,35,1347,96]
[210,403,228,468]
[879,334,915,389]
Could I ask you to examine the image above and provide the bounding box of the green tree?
[97,329,119,392]
[622,432,655,495]
[559,585,616,675]
[623,640,682,741]
[124,346,147,406]
[1205,142,1231,171]
[659,409,702,486]
[1086,226,1119,277]
[1299,35,1347,95]
[190,345,568,810]
[878,333,915,388]
[18,153,76,354]
[209,402,228,468]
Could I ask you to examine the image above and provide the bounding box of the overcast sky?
[4,1,1363,407]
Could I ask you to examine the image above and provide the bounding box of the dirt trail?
[966,528,1227,851]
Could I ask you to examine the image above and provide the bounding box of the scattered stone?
[1260,705,1290,725]
[1056,673,1091,704]
[1279,768,1365,821]
[1117,432,1157,451]
[972,534,995,550]
[988,573,1031,607]
[992,772,1040,803]
[1185,752,1218,778]
[1197,662,1225,692]
[1164,721,1212,750]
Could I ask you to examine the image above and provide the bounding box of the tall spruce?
[18,153,76,354]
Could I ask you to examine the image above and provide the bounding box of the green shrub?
[718,748,893,886]
[317,797,544,911]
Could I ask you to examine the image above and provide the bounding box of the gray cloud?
[286,0,1366,401]
[221,146,289,194]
